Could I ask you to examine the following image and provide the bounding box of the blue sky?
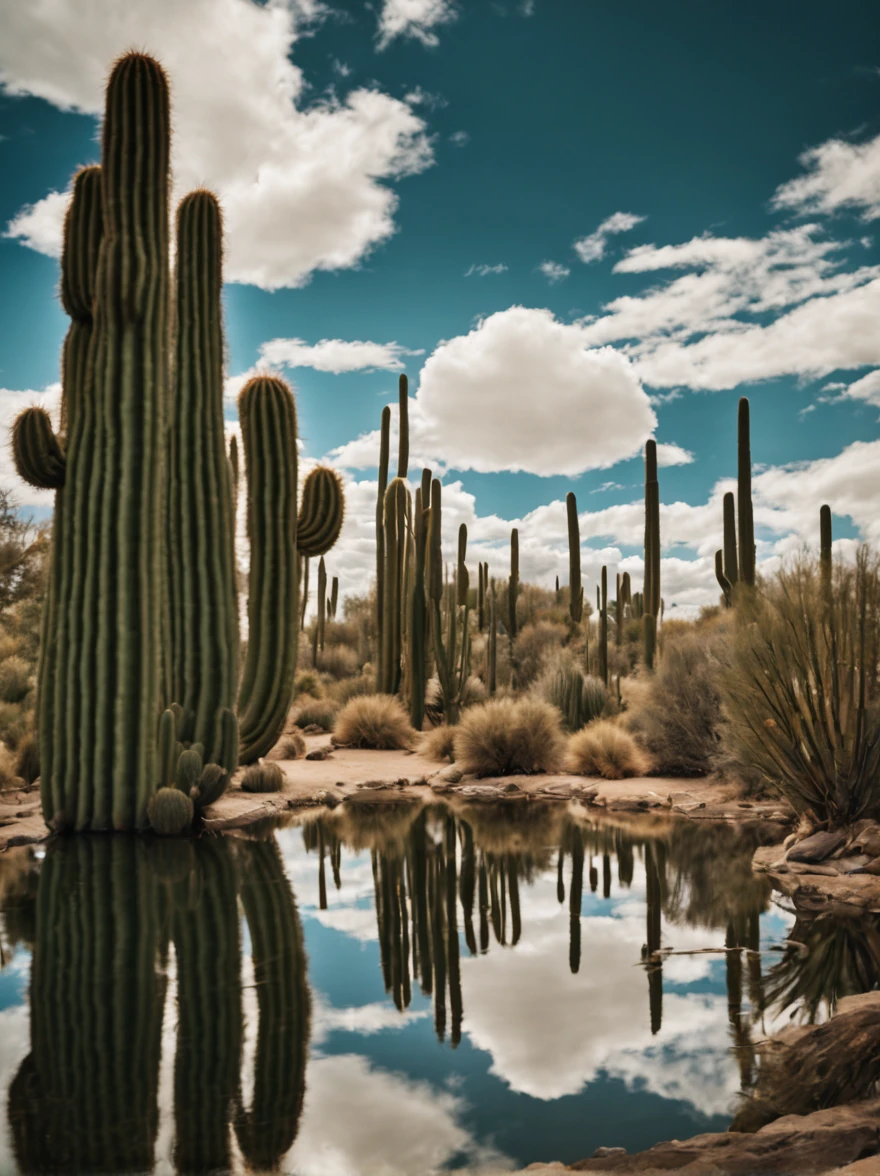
[1,0,879,609]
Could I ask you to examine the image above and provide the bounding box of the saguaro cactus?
[409,471,430,730]
[598,565,609,685]
[236,376,299,763]
[380,477,408,694]
[167,190,239,767]
[643,440,660,672]
[509,528,519,638]
[297,466,344,558]
[820,503,832,598]
[375,406,391,688]
[737,397,756,588]
[43,55,170,830]
[715,550,732,608]
[566,492,583,624]
[722,490,738,588]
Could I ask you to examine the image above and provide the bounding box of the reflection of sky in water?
[0,822,804,1175]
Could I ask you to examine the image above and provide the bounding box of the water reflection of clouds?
[289,1053,513,1176]
[311,993,429,1041]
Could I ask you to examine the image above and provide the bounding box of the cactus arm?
[296,466,345,557]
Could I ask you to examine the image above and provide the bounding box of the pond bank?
[0,732,792,849]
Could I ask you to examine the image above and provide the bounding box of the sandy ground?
[1,732,792,849]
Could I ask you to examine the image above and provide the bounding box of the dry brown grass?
[267,732,306,761]
[292,697,338,732]
[454,697,566,777]
[332,694,416,750]
[316,644,359,680]
[420,725,457,763]
[0,657,31,705]
[512,621,567,687]
[567,719,652,779]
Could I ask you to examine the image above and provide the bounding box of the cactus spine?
[168,190,239,766]
[236,376,299,763]
[46,55,170,829]
[737,397,756,588]
[643,440,660,672]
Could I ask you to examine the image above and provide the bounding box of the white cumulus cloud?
[376,0,458,48]
[0,0,433,290]
[574,211,646,265]
[257,337,422,374]
[771,130,880,221]
[538,260,570,283]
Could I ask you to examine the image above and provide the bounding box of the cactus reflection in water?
[7,834,309,1175]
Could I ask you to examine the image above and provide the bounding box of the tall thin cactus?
[723,490,738,588]
[820,503,832,598]
[380,477,408,694]
[566,492,583,625]
[167,189,239,768]
[409,470,430,730]
[737,397,756,588]
[375,406,391,689]
[643,440,660,672]
[236,376,299,763]
[509,528,520,639]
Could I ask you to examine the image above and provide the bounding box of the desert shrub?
[512,621,567,687]
[719,551,880,826]
[14,735,39,785]
[241,762,285,793]
[0,657,31,705]
[316,643,359,680]
[0,744,19,789]
[294,671,322,699]
[323,619,360,649]
[332,694,415,750]
[628,623,726,776]
[0,703,28,750]
[567,719,652,779]
[0,631,21,664]
[292,698,338,732]
[420,725,457,762]
[454,697,566,777]
[268,732,306,761]
[535,661,606,731]
[327,671,377,707]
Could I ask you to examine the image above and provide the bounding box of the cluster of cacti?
[428,481,471,724]
[241,761,285,792]
[715,398,757,606]
[11,52,344,827]
[541,664,606,731]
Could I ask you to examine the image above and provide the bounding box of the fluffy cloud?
[465,263,508,277]
[771,131,880,221]
[655,443,694,467]
[574,211,645,265]
[0,0,433,289]
[376,0,458,49]
[577,223,880,390]
[257,337,421,374]
[538,260,570,283]
[331,308,657,478]
[838,369,880,407]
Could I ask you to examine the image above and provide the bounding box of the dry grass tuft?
[567,719,652,780]
[454,697,566,777]
[0,657,31,705]
[292,697,338,732]
[268,732,306,761]
[420,725,457,763]
[333,694,416,750]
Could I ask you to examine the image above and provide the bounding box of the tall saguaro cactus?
[409,470,430,730]
[375,406,391,689]
[642,440,661,672]
[236,376,299,763]
[722,491,738,588]
[167,190,239,767]
[737,397,756,588]
[44,55,170,830]
[820,503,832,598]
[566,492,583,625]
[509,528,519,639]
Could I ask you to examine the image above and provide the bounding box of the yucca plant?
[719,549,880,826]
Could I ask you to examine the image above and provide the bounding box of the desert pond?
[1,804,877,1175]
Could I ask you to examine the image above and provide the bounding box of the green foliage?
[537,662,606,731]
[148,787,194,836]
[241,762,285,793]
[719,550,880,824]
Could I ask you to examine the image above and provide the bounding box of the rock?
[837,855,872,874]
[573,784,599,802]
[305,746,333,761]
[430,779,453,793]
[539,782,573,799]
[853,826,880,858]
[592,1146,627,1159]
[457,784,506,802]
[783,832,797,849]
[440,767,463,783]
[786,829,849,863]
[502,781,524,794]
[858,857,880,876]
[787,860,839,876]
[301,724,327,736]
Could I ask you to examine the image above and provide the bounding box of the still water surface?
[1,802,877,1174]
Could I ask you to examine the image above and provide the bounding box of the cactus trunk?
[737,397,756,588]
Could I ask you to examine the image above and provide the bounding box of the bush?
[567,720,652,779]
[454,697,566,777]
[718,550,880,826]
[327,671,377,707]
[0,743,19,789]
[535,661,606,732]
[627,623,726,776]
[292,698,338,732]
[268,732,306,760]
[0,657,31,705]
[420,725,456,762]
[0,703,28,750]
[332,694,415,750]
[512,622,567,687]
[316,644,359,680]
[293,671,322,699]
[241,762,285,792]
[14,735,39,785]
